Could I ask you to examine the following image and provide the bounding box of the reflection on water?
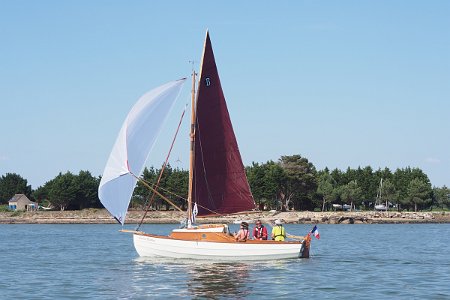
[187,263,250,299]
[131,257,292,299]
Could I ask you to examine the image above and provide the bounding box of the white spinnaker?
[99,78,186,224]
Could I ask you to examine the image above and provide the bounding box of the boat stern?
[299,234,311,258]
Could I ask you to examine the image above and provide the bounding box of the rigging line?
[132,173,183,212]
[136,106,187,230]
[138,175,225,217]
[140,178,187,202]
[194,201,222,216]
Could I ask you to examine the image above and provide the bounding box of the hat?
[274,219,282,225]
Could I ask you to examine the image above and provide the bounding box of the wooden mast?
[187,69,196,227]
[187,30,208,226]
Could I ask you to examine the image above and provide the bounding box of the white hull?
[133,233,307,261]
[375,204,387,211]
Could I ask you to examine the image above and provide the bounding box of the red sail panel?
[193,32,256,216]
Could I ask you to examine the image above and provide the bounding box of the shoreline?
[1,209,449,224]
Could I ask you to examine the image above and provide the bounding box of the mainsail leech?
[99,78,186,224]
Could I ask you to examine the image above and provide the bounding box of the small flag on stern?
[311,225,320,239]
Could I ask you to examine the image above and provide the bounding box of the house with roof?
[8,194,37,211]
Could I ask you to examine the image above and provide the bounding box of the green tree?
[166,168,189,210]
[156,164,173,211]
[133,167,158,209]
[33,171,99,210]
[247,162,268,209]
[73,170,100,209]
[433,186,450,210]
[407,178,432,212]
[382,179,399,211]
[262,162,286,209]
[279,155,317,211]
[357,166,375,202]
[343,167,357,186]
[135,165,185,211]
[393,167,429,205]
[32,184,50,207]
[48,172,77,211]
[330,168,345,186]
[316,171,337,211]
[0,173,32,204]
[340,180,363,211]
[247,161,286,210]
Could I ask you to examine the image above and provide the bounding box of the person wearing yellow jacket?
[271,219,286,241]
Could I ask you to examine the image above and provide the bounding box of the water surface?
[1,223,449,299]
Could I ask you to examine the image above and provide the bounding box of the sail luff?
[99,78,186,224]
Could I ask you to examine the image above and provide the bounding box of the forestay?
[99,78,186,224]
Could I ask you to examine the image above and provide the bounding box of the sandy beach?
[1,209,449,224]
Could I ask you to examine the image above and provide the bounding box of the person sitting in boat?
[234,222,250,241]
[252,220,268,240]
[271,219,286,241]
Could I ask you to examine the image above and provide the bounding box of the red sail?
[193,32,256,216]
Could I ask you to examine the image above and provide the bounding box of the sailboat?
[99,31,312,260]
[374,178,388,211]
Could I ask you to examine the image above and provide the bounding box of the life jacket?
[253,225,267,240]
[272,225,285,241]
[237,228,249,241]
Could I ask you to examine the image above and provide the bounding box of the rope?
[132,174,183,212]
[137,176,222,217]
[136,174,225,220]
[139,178,188,202]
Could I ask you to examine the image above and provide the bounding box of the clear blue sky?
[1,1,449,189]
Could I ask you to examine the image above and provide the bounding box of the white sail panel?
[99,78,186,224]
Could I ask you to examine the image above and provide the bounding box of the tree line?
[1,154,449,211]
[247,156,449,212]
[0,171,101,211]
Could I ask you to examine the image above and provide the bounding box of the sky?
[1,1,449,189]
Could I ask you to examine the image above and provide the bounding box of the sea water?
[1,223,449,299]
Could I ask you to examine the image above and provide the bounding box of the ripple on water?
[1,223,450,299]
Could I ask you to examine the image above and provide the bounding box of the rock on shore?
[0,209,449,224]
